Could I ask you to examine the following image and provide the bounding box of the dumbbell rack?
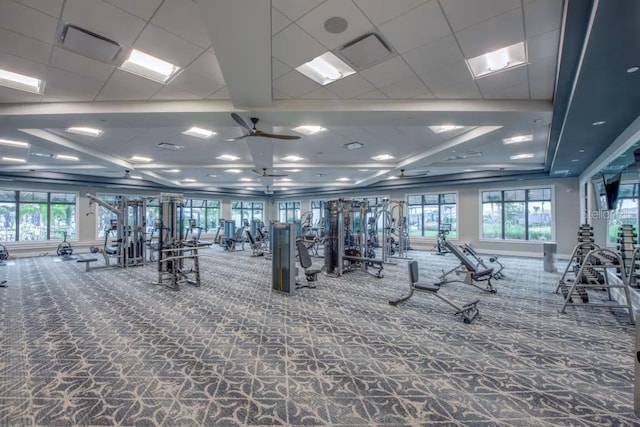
[555,225,596,302]
[617,224,638,282]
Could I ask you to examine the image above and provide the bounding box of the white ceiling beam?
[199,0,272,108]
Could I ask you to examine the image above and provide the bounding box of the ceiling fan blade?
[266,173,289,177]
[255,129,301,140]
[229,134,250,141]
[230,113,252,132]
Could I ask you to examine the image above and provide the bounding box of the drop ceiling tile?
[402,34,464,76]
[207,86,230,99]
[380,76,432,98]
[455,7,524,58]
[482,82,530,99]
[475,66,528,93]
[296,0,374,50]
[272,24,326,68]
[419,60,474,92]
[412,92,437,99]
[12,0,63,17]
[272,7,291,35]
[353,0,429,26]
[299,87,340,99]
[524,0,563,38]
[326,73,375,98]
[527,29,560,62]
[0,28,51,65]
[63,0,146,47]
[169,69,224,98]
[188,51,225,86]
[151,0,211,49]
[134,24,203,68]
[0,1,58,44]
[378,1,451,54]
[273,71,321,98]
[355,89,387,99]
[0,51,48,80]
[96,69,163,101]
[360,56,415,88]
[272,0,326,21]
[103,0,162,20]
[151,86,202,100]
[430,80,482,98]
[51,47,115,81]
[0,85,41,102]
[440,0,521,31]
[272,57,293,80]
[273,89,292,100]
[528,55,556,100]
[42,67,104,101]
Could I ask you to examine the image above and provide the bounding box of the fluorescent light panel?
[292,125,326,135]
[0,138,29,148]
[120,49,179,83]
[130,175,143,180]
[66,127,103,137]
[429,125,464,134]
[510,153,535,160]
[239,177,253,182]
[336,177,350,181]
[281,155,304,162]
[225,169,242,173]
[466,41,527,79]
[503,134,533,144]
[54,154,79,161]
[371,154,394,161]
[163,169,181,173]
[182,178,197,183]
[0,68,43,94]
[2,157,26,163]
[295,52,355,85]
[216,154,240,161]
[182,127,216,139]
[130,156,153,162]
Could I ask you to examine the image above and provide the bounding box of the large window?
[407,193,457,238]
[481,187,552,241]
[278,201,300,223]
[183,199,220,232]
[0,190,77,242]
[310,200,326,227]
[231,201,263,227]
[607,183,639,245]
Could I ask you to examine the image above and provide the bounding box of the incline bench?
[390,261,479,324]
[437,240,497,293]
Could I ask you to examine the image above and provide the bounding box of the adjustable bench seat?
[441,240,497,293]
[77,257,98,272]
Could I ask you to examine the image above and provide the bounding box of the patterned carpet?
[0,246,637,426]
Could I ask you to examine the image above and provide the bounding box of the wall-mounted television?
[604,173,622,211]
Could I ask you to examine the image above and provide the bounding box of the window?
[0,190,77,242]
[231,201,263,227]
[310,200,326,227]
[407,193,457,238]
[183,199,220,232]
[96,194,120,238]
[607,183,638,245]
[481,187,552,241]
[278,201,300,223]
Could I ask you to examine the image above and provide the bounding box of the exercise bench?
[296,240,321,287]
[390,261,479,324]
[438,240,497,293]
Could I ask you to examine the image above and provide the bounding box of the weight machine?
[373,199,411,262]
[153,193,201,291]
[82,194,147,270]
[56,231,75,261]
[324,199,384,278]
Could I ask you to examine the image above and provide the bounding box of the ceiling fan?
[253,167,288,178]
[230,113,301,140]
[391,169,429,179]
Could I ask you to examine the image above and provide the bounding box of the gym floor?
[0,247,636,426]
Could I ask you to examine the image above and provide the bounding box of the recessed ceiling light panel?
[182,127,216,139]
[292,125,326,135]
[0,68,43,94]
[163,169,181,173]
[295,51,356,85]
[592,121,606,126]
[66,127,103,137]
[510,153,535,160]
[129,156,153,162]
[343,141,364,150]
[371,154,394,161]
[54,154,79,161]
[0,138,30,148]
[120,49,180,83]
[466,41,527,79]
[1,157,26,163]
[216,154,240,161]
[225,169,242,173]
[281,155,304,162]
[503,134,533,144]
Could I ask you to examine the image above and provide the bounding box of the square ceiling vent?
[59,24,122,63]
[338,33,393,70]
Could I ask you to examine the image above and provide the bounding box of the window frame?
[406,191,459,239]
[478,184,556,243]
[277,200,301,223]
[231,200,264,227]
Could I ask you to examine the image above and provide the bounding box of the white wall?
[274,177,580,257]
